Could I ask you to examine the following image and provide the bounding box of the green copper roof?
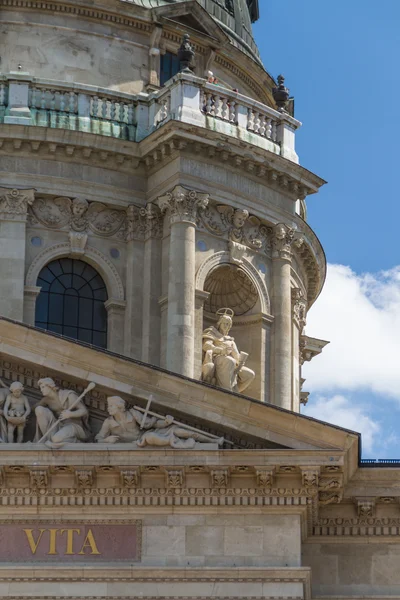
[124,0,262,64]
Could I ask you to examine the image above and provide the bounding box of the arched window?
[35,258,108,348]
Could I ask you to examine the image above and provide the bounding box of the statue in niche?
[3,382,31,443]
[34,378,92,448]
[96,396,224,448]
[202,308,255,393]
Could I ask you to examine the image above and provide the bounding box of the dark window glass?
[35,258,108,348]
[160,52,180,87]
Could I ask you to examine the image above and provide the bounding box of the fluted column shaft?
[271,224,299,410]
[157,187,209,378]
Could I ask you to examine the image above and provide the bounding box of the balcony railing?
[0,72,301,162]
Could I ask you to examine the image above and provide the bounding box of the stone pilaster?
[105,299,127,353]
[157,186,209,377]
[0,187,35,321]
[141,204,163,365]
[291,287,307,413]
[271,223,302,410]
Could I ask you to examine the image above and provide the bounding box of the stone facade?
[0,1,396,599]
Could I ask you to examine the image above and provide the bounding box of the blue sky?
[254,1,400,458]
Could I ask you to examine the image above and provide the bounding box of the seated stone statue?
[96,396,223,449]
[34,377,91,448]
[202,308,255,393]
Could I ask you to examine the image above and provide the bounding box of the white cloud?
[303,394,380,453]
[303,263,400,400]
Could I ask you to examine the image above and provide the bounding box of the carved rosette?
[126,202,163,241]
[157,185,209,225]
[272,223,303,261]
[0,188,35,221]
[292,288,307,330]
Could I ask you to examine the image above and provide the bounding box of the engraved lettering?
[60,528,80,554]
[23,529,46,554]
[78,529,101,555]
[47,528,59,555]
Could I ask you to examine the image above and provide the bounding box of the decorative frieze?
[120,470,140,488]
[0,188,35,221]
[301,468,320,488]
[210,469,230,487]
[75,469,95,489]
[29,469,49,489]
[256,468,275,487]
[165,469,185,488]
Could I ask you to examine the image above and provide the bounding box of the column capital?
[126,202,163,242]
[271,223,303,261]
[156,185,209,225]
[0,187,35,221]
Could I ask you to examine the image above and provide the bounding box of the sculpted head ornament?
[72,197,89,217]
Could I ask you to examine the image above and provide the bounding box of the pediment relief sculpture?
[197,203,270,253]
[202,308,255,393]
[0,377,225,449]
[95,396,224,448]
[0,379,31,443]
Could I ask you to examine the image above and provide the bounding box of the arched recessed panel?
[35,258,108,348]
[204,265,258,316]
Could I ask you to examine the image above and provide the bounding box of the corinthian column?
[157,186,209,377]
[0,188,35,321]
[271,223,302,410]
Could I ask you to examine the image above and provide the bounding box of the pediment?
[0,318,359,463]
[152,1,229,45]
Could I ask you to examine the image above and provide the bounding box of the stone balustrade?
[0,72,301,162]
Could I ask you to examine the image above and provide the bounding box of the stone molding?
[0,187,35,221]
[196,250,270,314]
[25,242,125,301]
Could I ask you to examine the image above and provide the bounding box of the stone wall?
[303,541,400,597]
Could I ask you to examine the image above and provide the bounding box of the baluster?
[101,98,109,120]
[69,92,76,113]
[221,97,228,121]
[30,87,37,109]
[214,95,223,119]
[229,100,236,123]
[50,91,56,111]
[265,117,272,139]
[247,108,255,131]
[259,115,266,137]
[253,111,261,134]
[127,104,134,125]
[40,90,47,110]
[271,120,277,142]
[205,93,213,115]
[91,96,99,118]
[59,92,66,113]
[110,101,116,122]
